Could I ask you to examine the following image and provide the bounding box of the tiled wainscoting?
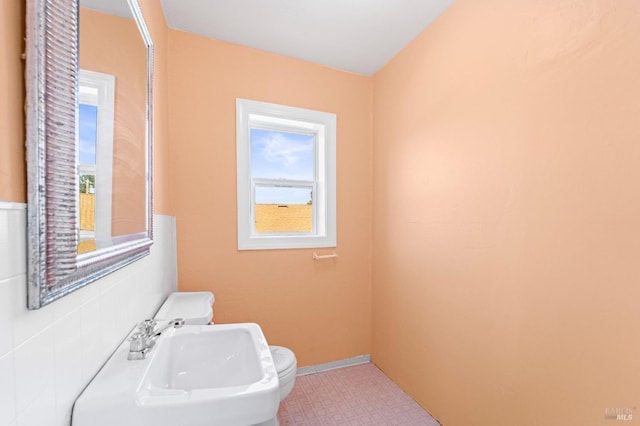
[0,202,177,426]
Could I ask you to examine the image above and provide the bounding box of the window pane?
[79,177,96,232]
[250,128,314,180]
[79,174,95,194]
[255,186,313,233]
[79,104,98,165]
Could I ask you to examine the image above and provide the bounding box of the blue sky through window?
[79,103,97,165]
[251,128,315,204]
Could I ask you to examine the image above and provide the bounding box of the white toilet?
[155,291,297,403]
[269,345,297,401]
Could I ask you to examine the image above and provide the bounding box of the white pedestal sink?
[72,323,280,426]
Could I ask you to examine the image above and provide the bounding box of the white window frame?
[236,98,336,250]
[78,69,115,250]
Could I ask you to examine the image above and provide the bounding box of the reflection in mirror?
[78,70,115,254]
[78,0,148,255]
[25,0,153,309]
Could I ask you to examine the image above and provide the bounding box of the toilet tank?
[154,292,214,325]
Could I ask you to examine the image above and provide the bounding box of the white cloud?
[257,132,312,168]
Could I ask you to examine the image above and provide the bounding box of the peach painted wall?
[372,1,640,425]
[168,31,372,367]
[0,0,25,202]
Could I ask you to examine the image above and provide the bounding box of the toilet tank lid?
[154,292,214,325]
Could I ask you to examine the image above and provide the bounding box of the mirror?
[25,0,154,309]
[78,0,148,255]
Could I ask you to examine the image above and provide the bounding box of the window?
[236,99,336,250]
[77,69,115,254]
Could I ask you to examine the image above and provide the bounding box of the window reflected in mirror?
[77,70,115,254]
[78,102,98,254]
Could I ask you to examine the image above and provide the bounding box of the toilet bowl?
[155,292,297,403]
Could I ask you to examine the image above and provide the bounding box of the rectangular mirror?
[25,0,154,309]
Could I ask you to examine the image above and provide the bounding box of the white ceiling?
[160,0,456,76]
[80,0,132,19]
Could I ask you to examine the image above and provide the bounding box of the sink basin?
[148,326,263,390]
[72,323,280,426]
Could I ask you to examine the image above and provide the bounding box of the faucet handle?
[128,332,146,352]
[138,319,156,336]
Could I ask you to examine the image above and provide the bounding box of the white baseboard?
[297,354,371,376]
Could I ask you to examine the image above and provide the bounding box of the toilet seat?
[270,345,296,372]
[269,345,297,401]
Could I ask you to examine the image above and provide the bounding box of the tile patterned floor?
[277,363,441,426]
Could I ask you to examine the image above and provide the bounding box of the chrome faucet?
[127,318,185,360]
[146,318,185,347]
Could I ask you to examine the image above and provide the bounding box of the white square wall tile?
[0,352,17,426]
[12,275,54,347]
[51,281,91,322]
[0,276,17,357]
[53,308,87,426]
[0,208,8,280]
[153,215,178,298]
[0,205,27,281]
[13,326,54,413]
[15,385,56,426]
[99,283,134,360]
[79,297,104,383]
